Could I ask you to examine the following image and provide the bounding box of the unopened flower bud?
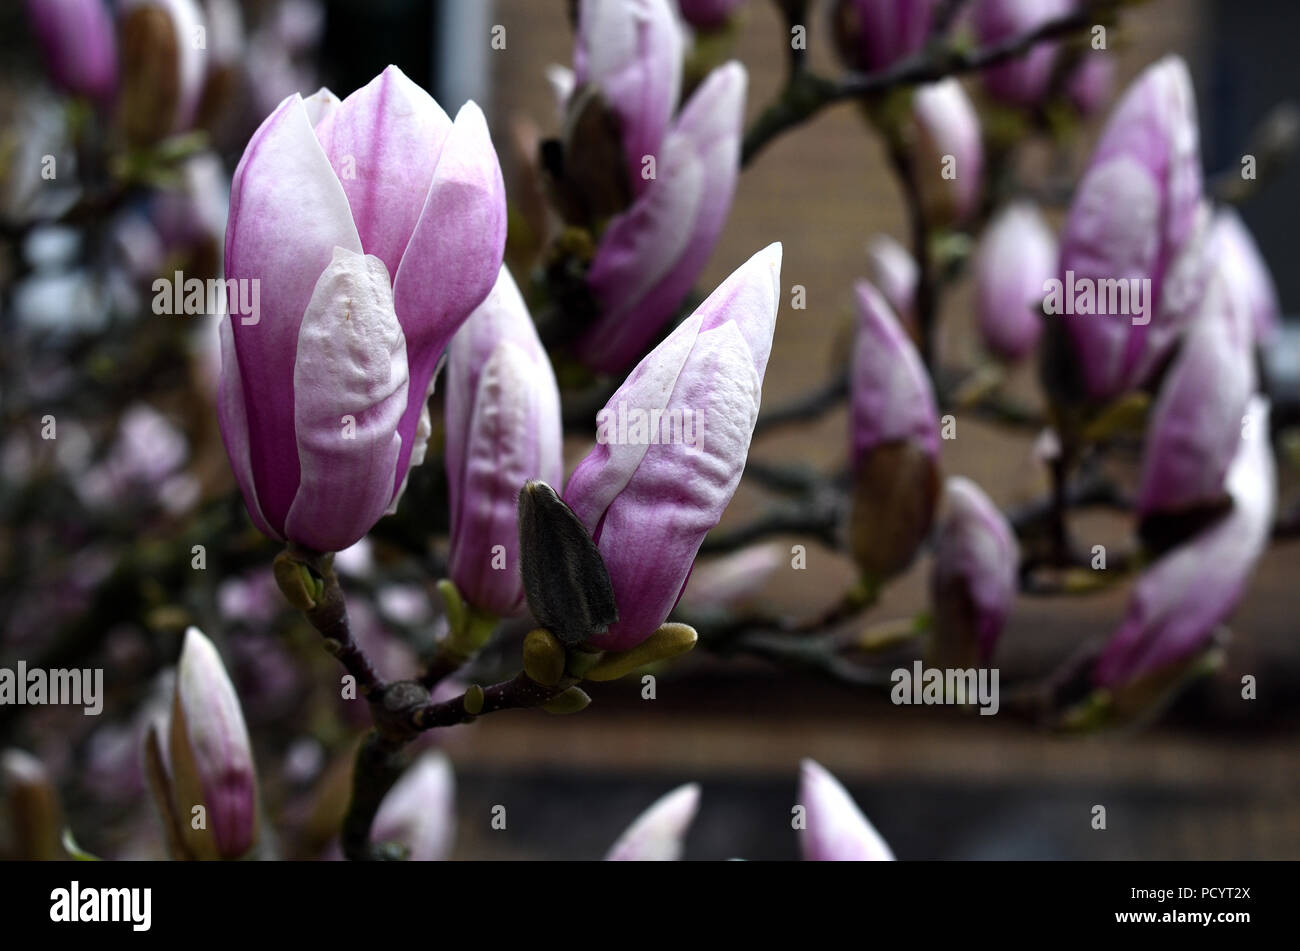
[606,783,700,860]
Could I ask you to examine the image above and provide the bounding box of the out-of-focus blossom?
[850,280,939,461]
[972,0,1072,107]
[1211,208,1281,344]
[445,266,563,617]
[369,751,456,861]
[1135,269,1256,520]
[865,234,918,334]
[678,0,747,30]
[576,62,748,371]
[219,66,505,553]
[0,95,80,225]
[193,0,246,130]
[244,1,323,119]
[679,542,786,611]
[973,201,1055,361]
[333,538,375,578]
[574,0,683,194]
[565,244,782,650]
[24,0,118,107]
[848,280,940,583]
[151,151,231,277]
[116,0,208,146]
[1057,56,1206,402]
[930,477,1018,666]
[77,403,198,515]
[1095,397,1275,689]
[911,79,984,224]
[798,759,894,861]
[346,597,419,685]
[1066,50,1115,116]
[161,627,258,860]
[831,0,936,73]
[606,783,700,860]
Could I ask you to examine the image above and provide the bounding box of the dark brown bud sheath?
[518,480,619,645]
[849,441,939,583]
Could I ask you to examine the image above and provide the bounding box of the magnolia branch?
[742,0,1121,165]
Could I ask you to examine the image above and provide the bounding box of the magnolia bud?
[797,759,894,861]
[606,783,700,860]
[929,477,1019,667]
[0,749,62,861]
[369,751,455,861]
[116,0,207,146]
[167,626,258,860]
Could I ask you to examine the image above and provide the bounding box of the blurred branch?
[1208,101,1300,204]
[742,0,1121,165]
[753,370,850,435]
[700,494,843,553]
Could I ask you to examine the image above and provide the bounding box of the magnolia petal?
[170,627,257,861]
[370,751,455,861]
[391,99,506,490]
[1095,398,1275,687]
[574,0,682,191]
[851,280,940,462]
[224,92,362,530]
[284,248,408,553]
[313,65,453,281]
[578,62,746,372]
[215,316,279,539]
[605,783,700,861]
[798,759,894,861]
[566,242,779,535]
[586,320,760,649]
[1136,271,1255,517]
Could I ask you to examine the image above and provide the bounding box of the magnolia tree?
[0,0,1294,861]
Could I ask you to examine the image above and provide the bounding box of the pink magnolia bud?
[850,281,939,463]
[606,783,700,860]
[798,759,894,861]
[574,0,683,196]
[911,79,984,225]
[565,243,782,650]
[831,0,936,73]
[973,0,1073,107]
[930,477,1019,666]
[577,61,748,372]
[973,201,1055,361]
[1135,268,1256,521]
[370,751,455,861]
[445,266,564,617]
[1057,56,1205,402]
[1211,208,1281,344]
[865,234,918,334]
[848,280,940,582]
[678,0,747,30]
[1095,397,1275,689]
[167,627,258,860]
[220,66,505,553]
[24,0,118,107]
